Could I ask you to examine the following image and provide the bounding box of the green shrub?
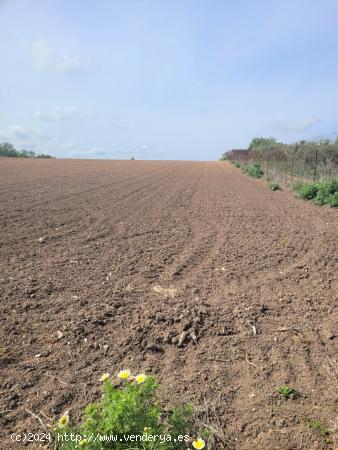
[314,179,338,205]
[37,153,54,158]
[245,162,264,178]
[55,371,205,450]
[233,161,241,168]
[327,191,338,207]
[295,183,319,199]
[293,179,338,207]
[268,181,281,191]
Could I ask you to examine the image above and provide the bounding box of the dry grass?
[193,394,235,450]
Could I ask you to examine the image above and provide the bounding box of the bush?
[37,153,54,158]
[295,183,319,200]
[245,162,264,178]
[327,191,338,207]
[55,371,205,450]
[268,181,281,191]
[314,179,338,205]
[293,179,338,207]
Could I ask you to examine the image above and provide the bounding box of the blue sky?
[0,0,337,160]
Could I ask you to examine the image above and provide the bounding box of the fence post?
[313,148,318,181]
[291,156,294,185]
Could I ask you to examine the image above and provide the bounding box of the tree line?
[0,142,54,159]
[247,137,338,166]
[221,136,338,180]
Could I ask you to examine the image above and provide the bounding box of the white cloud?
[57,143,166,159]
[88,146,106,155]
[271,117,319,133]
[133,144,166,159]
[59,141,74,150]
[0,124,50,142]
[66,146,109,159]
[31,39,86,74]
[34,106,96,122]
[140,144,150,151]
[0,125,31,141]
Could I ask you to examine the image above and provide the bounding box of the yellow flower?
[118,369,131,380]
[78,439,87,447]
[100,373,110,382]
[135,374,146,383]
[58,411,69,427]
[192,438,205,449]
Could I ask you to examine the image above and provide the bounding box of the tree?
[18,149,30,158]
[0,142,54,158]
[248,137,278,150]
[37,153,53,158]
[0,142,18,157]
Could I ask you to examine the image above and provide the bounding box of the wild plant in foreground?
[55,371,207,450]
[276,385,298,400]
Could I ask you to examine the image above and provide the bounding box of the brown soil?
[0,158,337,449]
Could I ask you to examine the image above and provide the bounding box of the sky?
[0,0,337,160]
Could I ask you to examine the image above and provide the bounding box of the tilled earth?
[0,158,337,449]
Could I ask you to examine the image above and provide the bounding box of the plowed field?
[0,158,337,449]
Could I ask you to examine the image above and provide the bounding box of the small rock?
[56,330,64,340]
[38,237,46,244]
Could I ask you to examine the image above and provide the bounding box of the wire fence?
[227,144,338,185]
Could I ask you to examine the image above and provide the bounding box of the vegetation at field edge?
[0,142,54,159]
[293,179,338,207]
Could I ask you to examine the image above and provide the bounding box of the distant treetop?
[248,137,280,150]
[0,142,54,159]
